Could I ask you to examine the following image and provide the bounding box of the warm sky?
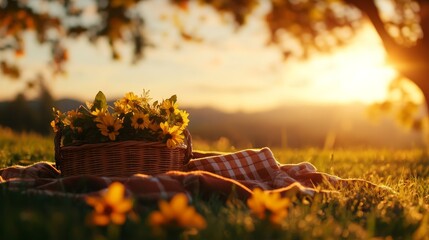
[0,1,399,113]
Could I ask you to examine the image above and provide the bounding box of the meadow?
[1,127,429,240]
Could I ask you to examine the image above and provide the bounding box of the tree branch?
[344,0,399,52]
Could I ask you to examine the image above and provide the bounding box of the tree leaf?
[92,91,107,111]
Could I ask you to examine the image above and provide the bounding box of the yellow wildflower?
[147,108,161,131]
[51,108,62,133]
[149,105,160,115]
[67,109,81,119]
[131,112,150,130]
[161,99,179,115]
[160,122,184,148]
[85,182,133,226]
[114,100,130,115]
[50,119,59,133]
[247,188,290,225]
[118,92,141,110]
[63,110,82,131]
[91,107,107,117]
[177,110,189,129]
[96,113,122,141]
[62,118,71,127]
[149,193,206,230]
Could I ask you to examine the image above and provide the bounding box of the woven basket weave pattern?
[55,131,192,177]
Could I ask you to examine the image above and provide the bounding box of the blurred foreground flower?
[149,193,206,230]
[85,182,133,226]
[247,188,290,225]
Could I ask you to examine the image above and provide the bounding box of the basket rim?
[60,140,187,151]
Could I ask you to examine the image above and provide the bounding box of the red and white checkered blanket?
[0,148,373,201]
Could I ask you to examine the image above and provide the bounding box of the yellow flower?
[149,193,206,230]
[50,119,59,133]
[85,182,133,226]
[147,108,161,131]
[67,109,80,118]
[149,105,160,115]
[51,108,62,132]
[63,110,82,131]
[161,99,179,115]
[114,100,130,115]
[96,113,122,141]
[177,110,189,129]
[247,188,290,225]
[91,107,107,117]
[118,92,141,110]
[131,112,150,130]
[160,122,184,148]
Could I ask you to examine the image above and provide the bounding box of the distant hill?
[1,98,424,149]
[185,104,425,149]
[55,99,83,112]
[54,99,120,111]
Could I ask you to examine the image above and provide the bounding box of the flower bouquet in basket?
[51,90,192,177]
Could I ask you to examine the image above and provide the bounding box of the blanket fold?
[0,148,359,201]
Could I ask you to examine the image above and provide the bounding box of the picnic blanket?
[0,147,376,201]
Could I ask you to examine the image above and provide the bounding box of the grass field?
[1,127,429,240]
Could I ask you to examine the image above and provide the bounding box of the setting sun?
[305,30,398,104]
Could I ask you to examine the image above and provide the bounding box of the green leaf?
[169,95,177,103]
[92,91,107,111]
[78,105,91,117]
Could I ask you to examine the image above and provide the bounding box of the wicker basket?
[54,130,193,177]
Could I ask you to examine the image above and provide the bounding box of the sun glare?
[333,49,397,103]
[285,24,398,105]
